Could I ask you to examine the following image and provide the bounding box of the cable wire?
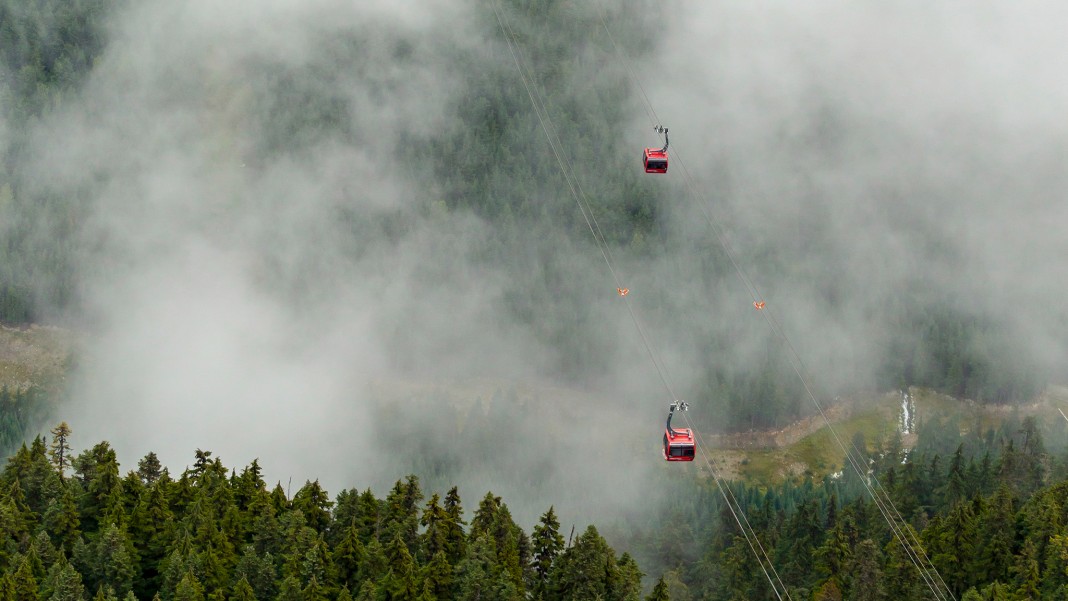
[491,2,791,598]
[593,2,954,598]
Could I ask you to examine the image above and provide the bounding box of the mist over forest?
[2,0,1067,544]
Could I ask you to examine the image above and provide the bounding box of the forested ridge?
[0,428,665,601]
[623,410,1068,600]
[7,405,1068,600]
[3,2,1068,599]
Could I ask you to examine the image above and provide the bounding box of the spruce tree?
[175,571,206,601]
[48,423,72,481]
[379,536,418,601]
[845,539,882,601]
[644,576,669,601]
[615,553,643,601]
[232,547,276,601]
[228,577,255,601]
[418,494,447,562]
[301,577,328,601]
[292,481,332,535]
[137,453,163,486]
[47,562,86,601]
[331,527,365,592]
[420,551,452,601]
[1012,539,1040,600]
[529,508,563,597]
[13,559,40,601]
[441,487,465,565]
[273,577,301,601]
[0,574,14,601]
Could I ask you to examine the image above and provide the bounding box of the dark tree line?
[0,428,675,601]
[614,413,1068,600]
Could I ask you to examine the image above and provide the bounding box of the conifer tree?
[1012,539,1040,601]
[233,461,267,516]
[198,544,230,598]
[418,494,447,562]
[91,523,137,597]
[329,489,358,545]
[13,558,40,601]
[978,486,1016,584]
[383,476,422,552]
[301,577,328,601]
[490,505,523,595]
[269,485,288,516]
[26,537,51,581]
[615,553,643,601]
[455,533,515,601]
[548,525,618,601]
[932,499,979,595]
[232,546,276,601]
[644,576,669,601]
[91,585,119,601]
[813,519,850,589]
[357,541,387,586]
[331,527,365,592]
[48,423,72,481]
[229,577,256,601]
[880,528,923,600]
[130,481,175,599]
[175,571,206,601]
[42,484,80,555]
[469,493,500,540]
[292,481,332,535]
[441,487,465,565]
[74,442,122,534]
[378,536,419,601]
[943,444,968,508]
[1043,533,1068,597]
[137,453,163,486]
[47,562,86,601]
[845,539,882,601]
[273,577,301,601]
[298,535,334,591]
[279,511,317,580]
[420,551,452,601]
[353,581,375,601]
[0,574,14,601]
[352,490,380,546]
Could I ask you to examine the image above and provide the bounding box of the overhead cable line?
[594,3,953,599]
[490,2,791,599]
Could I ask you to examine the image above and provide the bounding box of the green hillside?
[710,386,1068,485]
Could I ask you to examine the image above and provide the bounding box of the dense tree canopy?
[612,409,1068,600]
[2,1,1068,599]
[0,432,657,601]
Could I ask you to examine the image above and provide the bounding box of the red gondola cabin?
[663,427,695,461]
[663,400,695,461]
[644,125,669,174]
[644,148,668,174]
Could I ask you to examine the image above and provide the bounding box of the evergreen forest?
[4,410,1068,600]
[3,0,1068,600]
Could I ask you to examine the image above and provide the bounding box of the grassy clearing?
[0,325,73,391]
[706,385,1068,487]
[789,404,897,478]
